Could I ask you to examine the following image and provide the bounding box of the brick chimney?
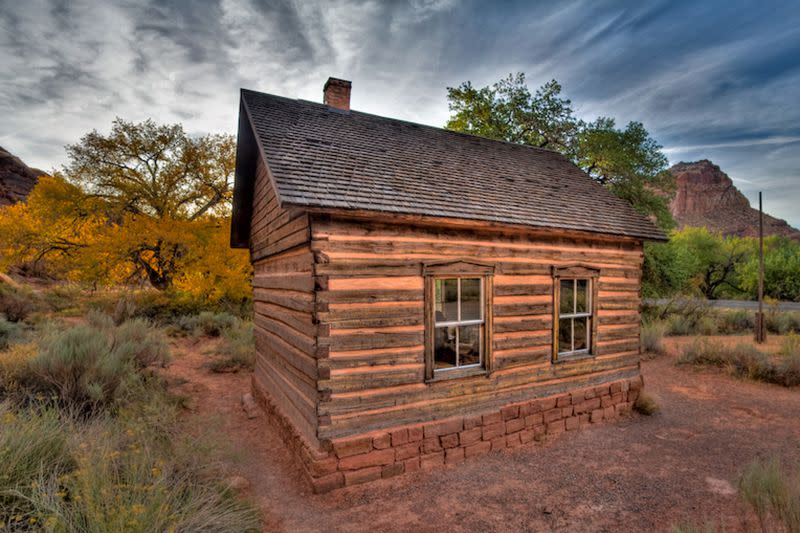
[323,77,351,110]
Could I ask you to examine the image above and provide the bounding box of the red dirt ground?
[167,336,800,532]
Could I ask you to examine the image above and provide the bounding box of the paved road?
[645,298,800,311]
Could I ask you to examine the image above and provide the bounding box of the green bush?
[766,310,800,335]
[641,321,667,355]
[33,419,261,532]
[0,399,261,531]
[14,316,170,412]
[206,321,255,373]
[0,284,39,323]
[175,311,239,338]
[678,340,800,387]
[0,318,21,350]
[0,404,73,526]
[717,309,754,335]
[738,456,800,533]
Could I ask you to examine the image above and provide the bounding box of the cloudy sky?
[2,0,799,224]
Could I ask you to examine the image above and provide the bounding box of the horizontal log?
[325,314,424,330]
[253,288,314,314]
[317,289,423,304]
[494,302,552,317]
[321,332,424,351]
[254,303,315,339]
[254,323,317,379]
[312,218,642,252]
[596,338,640,355]
[494,284,552,297]
[253,273,314,292]
[493,316,551,333]
[492,332,551,351]
[313,240,643,267]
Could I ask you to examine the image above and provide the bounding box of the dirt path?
[166,337,800,532]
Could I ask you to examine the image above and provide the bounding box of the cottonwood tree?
[65,118,235,220]
[446,74,578,152]
[57,119,242,291]
[445,73,675,229]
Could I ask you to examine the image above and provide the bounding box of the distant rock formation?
[668,159,800,239]
[0,146,43,206]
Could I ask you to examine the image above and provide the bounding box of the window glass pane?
[558,318,572,354]
[458,325,481,366]
[560,279,574,314]
[576,279,588,313]
[434,326,457,368]
[460,278,482,321]
[574,317,588,351]
[435,279,459,323]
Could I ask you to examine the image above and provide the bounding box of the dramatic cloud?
[1,0,798,224]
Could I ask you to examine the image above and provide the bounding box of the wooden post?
[755,191,766,343]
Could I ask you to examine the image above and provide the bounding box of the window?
[558,279,591,356]
[433,278,484,370]
[423,261,494,380]
[552,265,599,362]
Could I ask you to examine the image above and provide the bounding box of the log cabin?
[230,77,667,492]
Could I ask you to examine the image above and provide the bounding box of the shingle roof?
[232,88,667,246]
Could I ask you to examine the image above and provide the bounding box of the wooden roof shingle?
[231,88,667,247]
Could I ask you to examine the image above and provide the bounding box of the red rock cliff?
[668,159,799,239]
[0,146,42,206]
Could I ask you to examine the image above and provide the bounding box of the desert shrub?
[633,392,659,416]
[738,456,800,533]
[777,334,800,385]
[766,310,800,335]
[679,340,766,377]
[678,340,799,387]
[0,343,37,398]
[0,317,22,350]
[176,311,239,338]
[206,321,255,373]
[666,314,695,336]
[0,404,73,525]
[14,316,169,412]
[131,290,251,325]
[0,397,260,531]
[115,319,170,369]
[0,284,39,323]
[697,315,719,336]
[40,283,86,314]
[718,309,754,335]
[31,417,261,532]
[641,321,667,355]
[112,296,138,325]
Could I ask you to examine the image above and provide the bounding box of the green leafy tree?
[571,118,675,229]
[445,73,675,229]
[669,227,750,299]
[446,73,578,152]
[65,118,235,221]
[737,236,800,301]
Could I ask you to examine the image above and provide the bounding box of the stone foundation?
[253,375,644,493]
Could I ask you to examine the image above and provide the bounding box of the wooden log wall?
[311,215,644,440]
[250,157,317,446]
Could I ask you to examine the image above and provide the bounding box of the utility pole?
[755,191,766,343]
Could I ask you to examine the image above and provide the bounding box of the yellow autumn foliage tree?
[0,118,251,305]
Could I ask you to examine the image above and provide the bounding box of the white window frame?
[433,277,485,371]
[557,278,592,357]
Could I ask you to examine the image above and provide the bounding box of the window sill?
[554,352,595,364]
[426,366,488,383]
